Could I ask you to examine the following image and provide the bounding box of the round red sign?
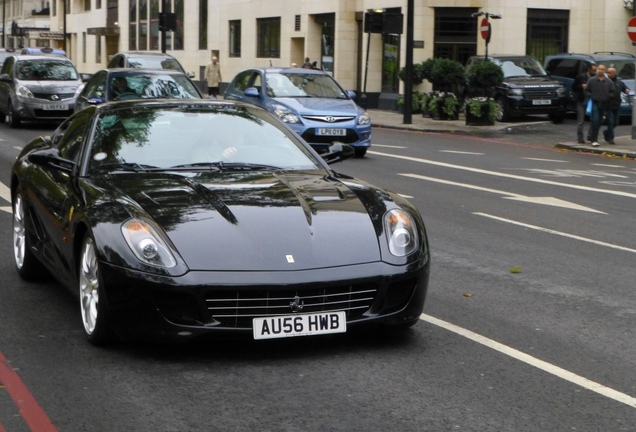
[628,16,636,43]
[480,18,490,40]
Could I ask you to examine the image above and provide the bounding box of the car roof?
[11,55,75,62]
[546,52,636,62]
[246,67,328,75]
[94,99,252,114]
[114,51,178,58]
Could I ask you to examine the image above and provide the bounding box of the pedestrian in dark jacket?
[572,63,597,143]
[603,66,629,144]
[585,64,615,147]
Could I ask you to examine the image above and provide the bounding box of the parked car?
[465,55,567,123]
[0,55,84,127]
[107,51,194,78]
[74,68,203,112]
[21,47,67,57]
[224,67,372,157]
[11,99,430,344]
[544,52,635,118]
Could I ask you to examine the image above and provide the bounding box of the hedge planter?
[465,102,495,126]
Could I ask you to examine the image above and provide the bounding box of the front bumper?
[13,96,75,121]
[99,258,430,341]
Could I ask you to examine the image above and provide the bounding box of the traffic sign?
[628,16,636,43]
[480,18,490,40]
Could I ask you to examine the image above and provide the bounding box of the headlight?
[16,84,34,99]
[508,88,523,96]
[358,112,370,125]
[121,218,176,268]
[556,87,566,96]
[384,209,419,257]
[273,108,300,123]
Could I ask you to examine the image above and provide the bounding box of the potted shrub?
[464,59,504,125]
[428,58,465,120]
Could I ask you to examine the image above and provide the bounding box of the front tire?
[7,102,21,128]
[354,147,367,158]
[495,98,509,122]
[12,191,46,280]
[79,233,114,345]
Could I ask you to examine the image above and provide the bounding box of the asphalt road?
[1,118,635,431]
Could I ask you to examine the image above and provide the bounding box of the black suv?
[544,52,635,118]
[465,55,567,123]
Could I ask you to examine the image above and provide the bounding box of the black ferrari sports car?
[11,99,430,344]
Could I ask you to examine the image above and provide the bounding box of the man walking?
[204,55,222,99]
[585,64,614,147]
[604,66,629,144]
[572,63,597,143]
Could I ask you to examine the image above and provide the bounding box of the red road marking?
[0,351,57,432]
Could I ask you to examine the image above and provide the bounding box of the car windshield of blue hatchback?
[265,72,348,99]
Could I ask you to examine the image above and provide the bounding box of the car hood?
[103,170,382,271]
[271,97,360,116]
[17,79,81,93]
[503,76,563,89]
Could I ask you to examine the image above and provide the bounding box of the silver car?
[0,55,83,128]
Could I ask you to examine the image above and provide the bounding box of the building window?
[85,0,91,11]
[82,32,87,63]
[257,17,280,58]
[434,7,477,66]
[129,0,137,50]
[526,9,569,64]
[229,20,241,58]
[96,0,102,8]
[96,35,102,63]
[199,0,208,50]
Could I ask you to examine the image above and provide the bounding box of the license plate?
[532,99,551,105]
[316,128,346,136]
[43,104,68,110]
[253,311,347,340]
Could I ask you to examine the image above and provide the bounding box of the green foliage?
[428,92,459,118]
[429,58,465,92]
[466,97,500,123]
[396,91,424,113]
[465,60,504,97]
[398,63,425,85]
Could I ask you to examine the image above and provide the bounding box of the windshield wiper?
[216,162,281,171]
[92,162,159,172]
[161,162,224,171]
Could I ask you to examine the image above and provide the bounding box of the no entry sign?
[628,16,636,43]
[480,18,490,40]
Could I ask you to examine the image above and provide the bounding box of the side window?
[233,70,253,92]
[57,114,89,163]
[1,57,14,75]
[82,71,107,98]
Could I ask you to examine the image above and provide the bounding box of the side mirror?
[81,73,93,82]
[0,73,12,83]
[347,90,357,100]
[28,148,76,174]
[244,87,260,97]
[321,142,355,164]
[86,96,105,105]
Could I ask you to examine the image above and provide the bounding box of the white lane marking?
[420,313,636,409]
[398,194,413,199]
[369,150,636,199]
[592,163,625,168]
[400,173,605,214]
[474,212,636,254]
[0,181,11,202]
[373,144,407,149]
[0,206,11,214]
[521,158,568,163]
[439,150,484,155]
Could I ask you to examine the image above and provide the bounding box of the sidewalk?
[367,109,636,159]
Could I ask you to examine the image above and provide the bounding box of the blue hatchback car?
[224,67,371,157]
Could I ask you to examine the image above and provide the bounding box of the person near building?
[572,63,597,144]
[204,55,222,99]
[604,66,629,145]
[585,64,615,147]
[302,57,313,69]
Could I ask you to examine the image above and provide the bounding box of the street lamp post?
[471,11,502,61]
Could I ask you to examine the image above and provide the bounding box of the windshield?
[89,105,320,174]
[111,74,201,99]
[265,72,348,98]
[127,56,184,72]
[491,57,547,78]
[16,59,79,81]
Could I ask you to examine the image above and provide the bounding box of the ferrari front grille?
[206,284,377,328]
